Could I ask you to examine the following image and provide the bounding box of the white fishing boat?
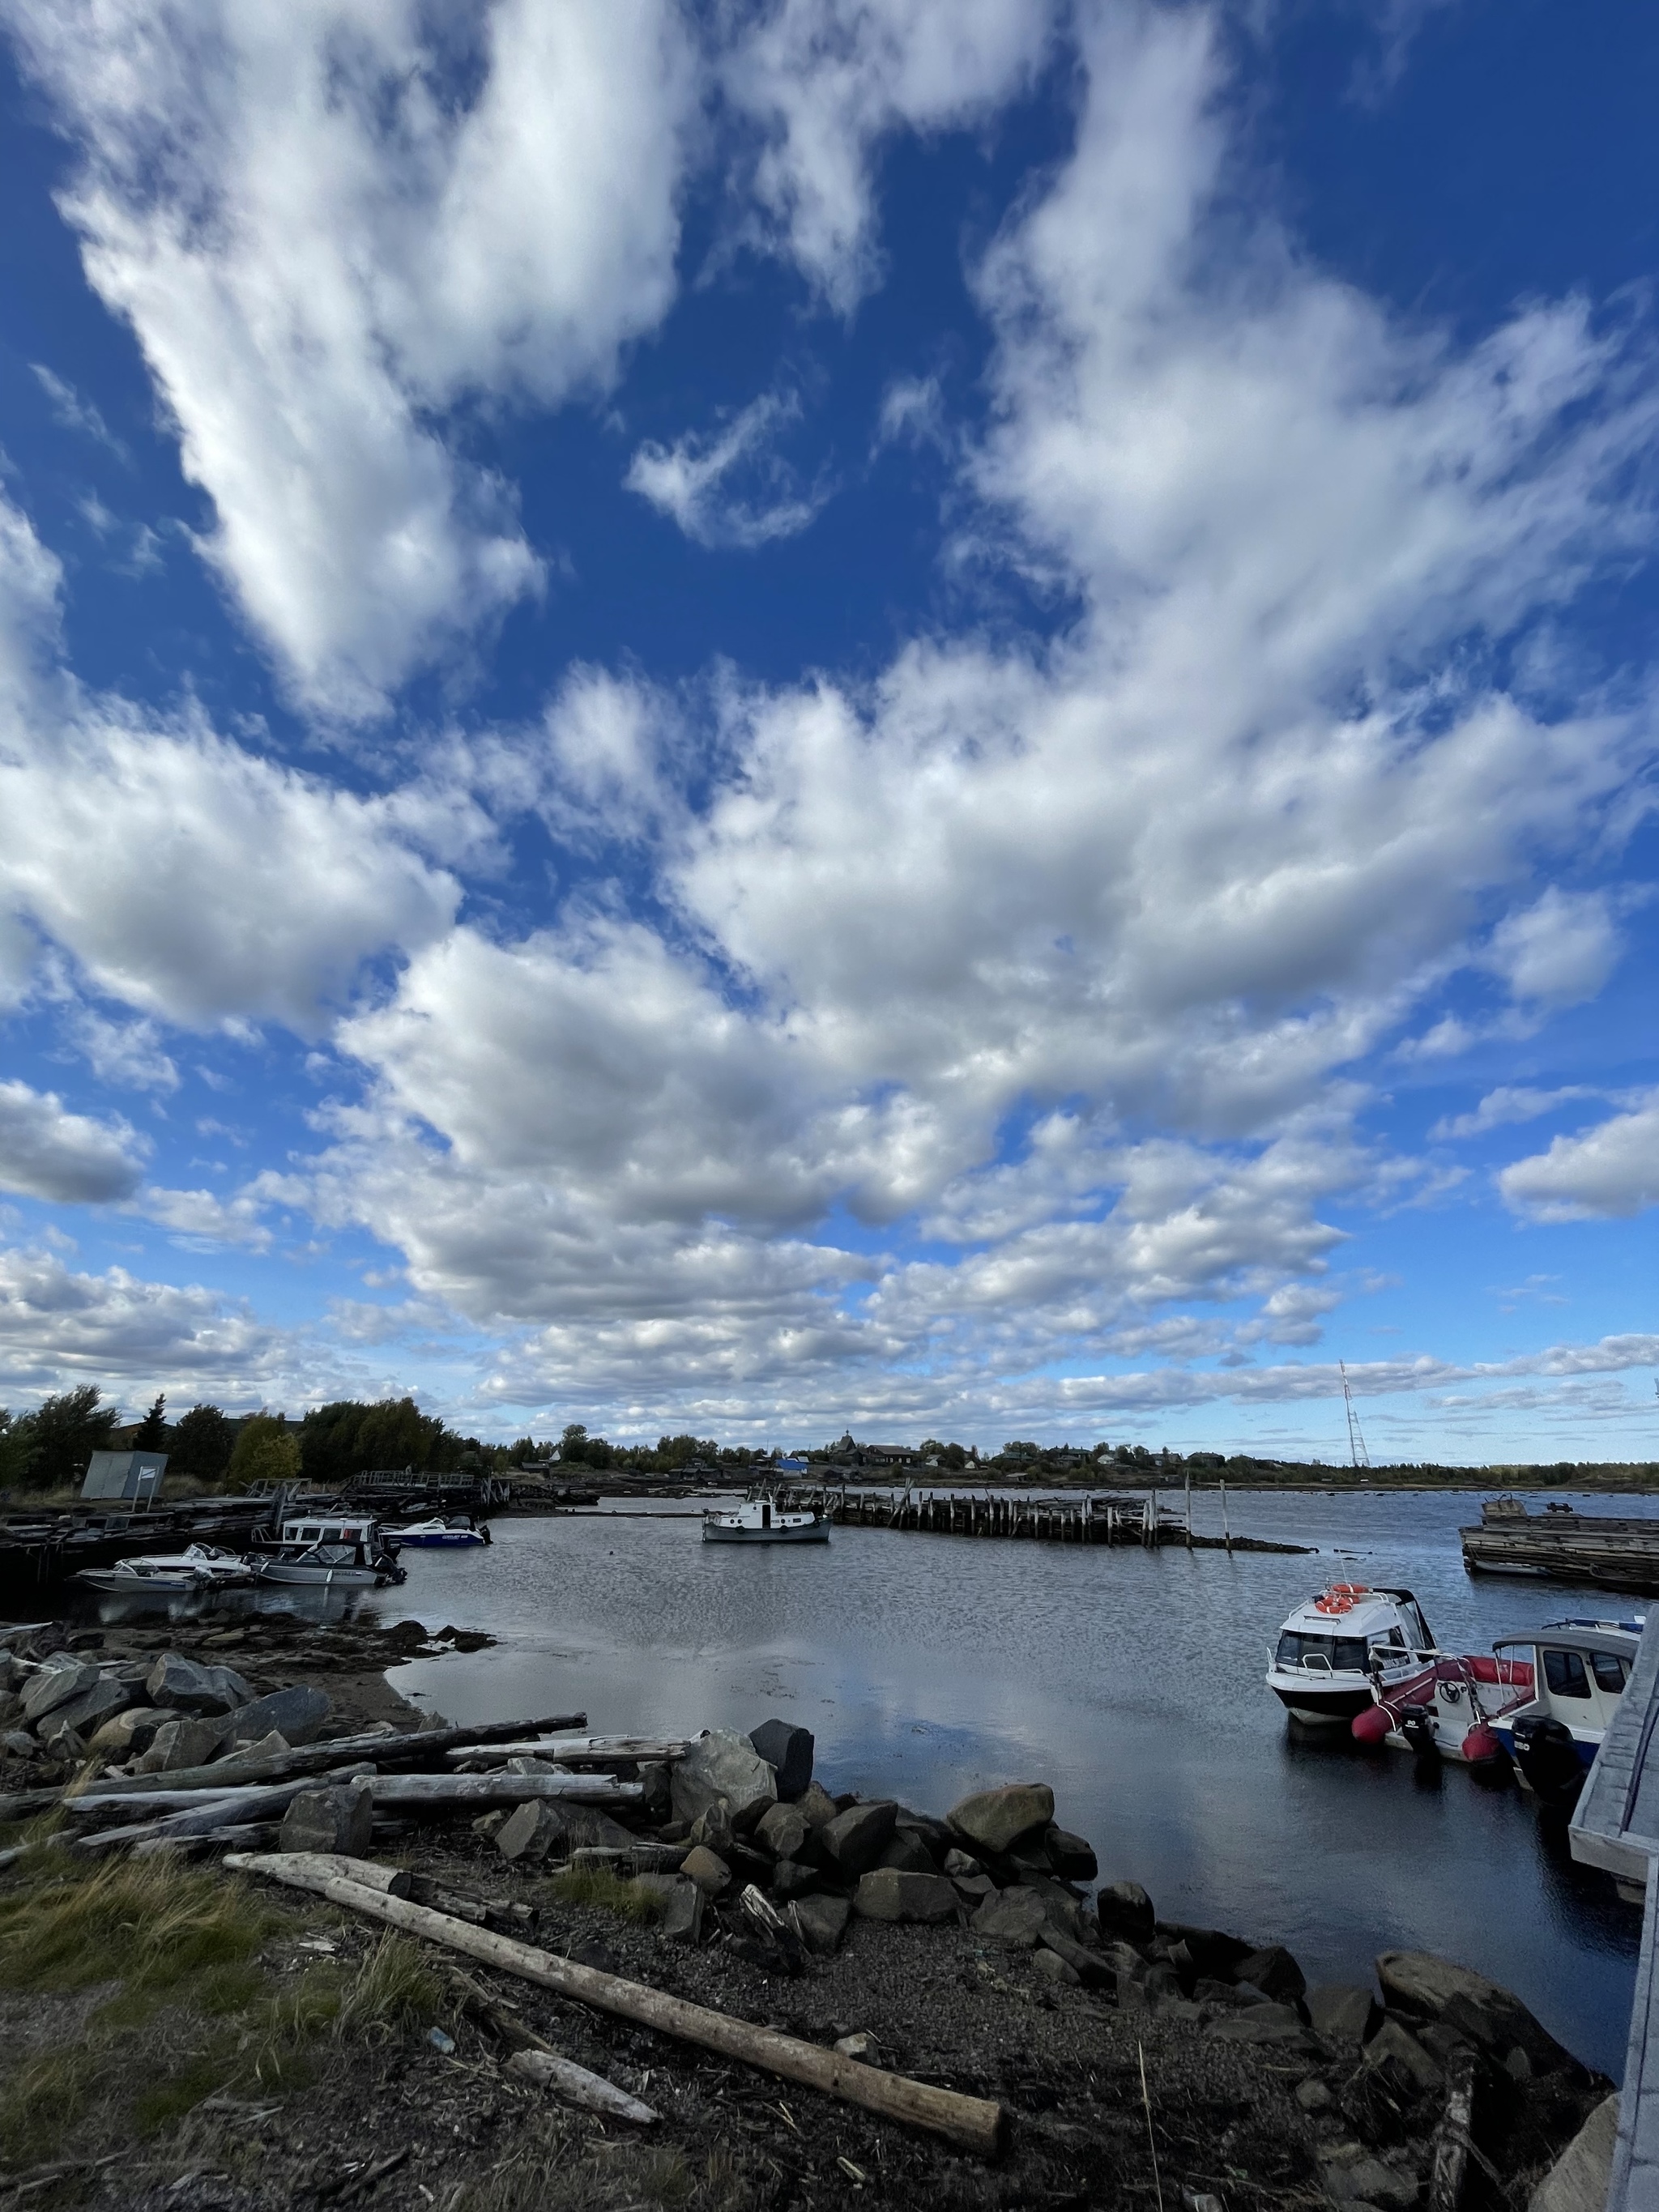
[389,1515,490,1549]
[1265,1583,1435,1724]
[74,1543,254,1593]
[1490,1617,1643,1803]
[702,1495,829,1545]
[249,1512,405,1588]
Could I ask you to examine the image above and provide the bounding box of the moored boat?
[74,1542,255,1593]
[702,1494,829,1545]
[1490,1617,1643,1805]
[1266,1583,1435,1724]
[249,1511,405,1588]
[1350,1649,1532,1764]
[389,1515,491,1549]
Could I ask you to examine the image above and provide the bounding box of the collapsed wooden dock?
[774,1485,1310,1554]
[1461,1495,1659,1595]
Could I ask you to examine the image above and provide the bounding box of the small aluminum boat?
[390,1516,491,1549]
[702,1495,829,1545]
[75,1543,255,1592]
[249,1512,405,1587]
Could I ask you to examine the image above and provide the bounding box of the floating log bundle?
[1461,1497,1659,1595]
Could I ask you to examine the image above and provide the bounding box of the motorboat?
[249,1512,405,1588]
[388,1516,491,1549]
[1350,1650,1533,1765]
[702,1494,829,1545]
[1488,1617,1643,1805]
[1266,1583,1436,1724]
[74,1543,255,1593]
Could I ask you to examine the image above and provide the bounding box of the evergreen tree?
[135,1393,168,1449]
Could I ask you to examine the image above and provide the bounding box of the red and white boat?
[1350,1648,1534,1764]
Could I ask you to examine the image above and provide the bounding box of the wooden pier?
[774,1485,1310,1554]
[1461,1496,1659,1595]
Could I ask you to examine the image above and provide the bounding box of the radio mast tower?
[1341,1361,1371,1471]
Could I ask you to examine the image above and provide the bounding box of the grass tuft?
[0,1852,272,1998]
[336,1933,444,2043]
[544,1865,663,1924]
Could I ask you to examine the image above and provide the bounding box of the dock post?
[1185,1473,1192,1548]
[1221,1481,1232,1555]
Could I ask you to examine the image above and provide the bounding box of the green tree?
[228,1413,299,1490]
[134,1392,168,1450]
[27,1386,118,1490]
[168,1404,237,1485]
[0,1409,36,1490]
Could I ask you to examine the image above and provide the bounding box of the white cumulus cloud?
[0,1080,144,1204]
[1499,1095,1659,1221]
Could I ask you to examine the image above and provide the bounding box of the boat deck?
[1569,1613,1659,2209]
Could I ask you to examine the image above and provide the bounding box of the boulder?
[1044,1826,1098,1882]
[1236,1944,1306,2004]
[660,1881,705,1945]
[748,1720,814,1801]
[671,1731,778,1831]
[221,1686,332,1749]
[21,1660,100,1725]
[280,1781,373,1857]
[821,1801,898,1877]
[942,1847,980,1878]
[953,1873,996,1903]
[636,1761,672,1822]
[947,1782,1055,1856]
[1360,2019,1443,2098]
[690,1801,736,1856]
[1034,1946,1080,1987]
[144,1653,249,1717]
[1161,1924,1255,1980]
[41,1677,131,1744]
[853,1869,958,1924]
[504,1756,561,1775]
[1307,1984,1379,2045]
[1319,2147,1418,2210]
[1039,1924,1113,1988]
[1376,1950,1570,2071]
[497,1801,564,1861]
[1097,1881,1156,1944]
[1209,2004,1311,2045]
[971,1886,1053,1949]
[134,1716,230,1773]
[796,1779,838,1830]
[755,1803,811,1862]
[770,1860,817,1900]
[1530,2094,1618,2212]
[877,1830,937,1876]
[681,1846,732,1898]
[230,1731,292,1767]
[790,1893,851,1956]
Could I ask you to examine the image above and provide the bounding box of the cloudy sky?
[0,0,1654,1462]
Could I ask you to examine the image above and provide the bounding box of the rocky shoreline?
[0,1621,1621,2212]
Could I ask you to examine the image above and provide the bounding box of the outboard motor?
[1511,1714,1584,1807]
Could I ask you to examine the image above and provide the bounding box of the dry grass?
[0,1850,274,1998]
[451,2121,757,2212]
[543,1864,663,1924]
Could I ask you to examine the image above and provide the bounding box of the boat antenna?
[1341,1361,1371,1472]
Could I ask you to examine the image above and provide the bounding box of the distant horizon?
[0,2,1655,1466]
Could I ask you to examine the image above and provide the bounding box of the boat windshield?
[1275,1631,1368,1672]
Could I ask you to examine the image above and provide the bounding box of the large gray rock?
[681,1846,732,1898]
[87,1706,181,1760]
[1044,1826,1098,1881]
[796,1780,838,1830]
[1209,2005,1311,2045]
[1097,1880,1155,1944]
[660,1881,705,1945]
[970,1885,1052,1949]
[748,1720,814,1801]
[853,1869,958,1924]
[755,1802,811,1861]
[497,1801,564,1862]
[280,1781,373,1857]
[1236,1944,1306,2004]
[1376,1950,1568,2070]
[1307,1984,1379,2045]
[220,1686,331,1749]
[877,1830,937,1876]
[689,1800,735,1856]
[1361,2019,1442,2096]
[671,1730,778,1831]
[134,1716,229,1772]
[21,1660,100,1724]
[145,1653,251,1717]
[790,1893,851,1956]
[947,1783,1055,1856]
[1530,2094,1618,2212]
[40,1677,131,1745]
[821,1801,898,1876]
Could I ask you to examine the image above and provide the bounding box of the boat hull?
[1270,1681,1374,1724]
[702,1522,830,1545]
[392,1532,486,1548]
[250,1560,392,1587]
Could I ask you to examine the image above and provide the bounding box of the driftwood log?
[445,1737,689,1769]
[450,1968,659,2122]
[0,1712,589,1820]
[228,1852,1008,2158]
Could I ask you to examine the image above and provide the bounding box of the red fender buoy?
[1351,1705,1393,1745]
[1461,1724,1503,1765]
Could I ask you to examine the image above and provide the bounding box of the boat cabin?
[1267,1584,1435,1724]
[278,1515,382,1547]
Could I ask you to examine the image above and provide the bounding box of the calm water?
[343,1486,1654,2077]
[42,1487,1655,2077]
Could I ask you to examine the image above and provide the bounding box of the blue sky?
[0,0,1655,1464]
